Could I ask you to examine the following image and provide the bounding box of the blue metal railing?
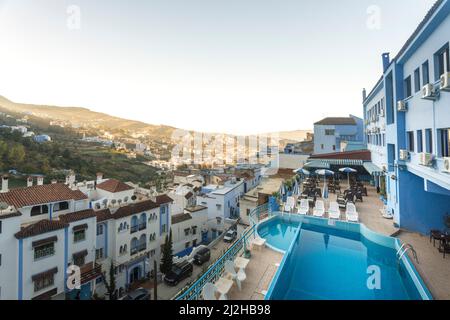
[249,203,270,226]
[174,204,268,300]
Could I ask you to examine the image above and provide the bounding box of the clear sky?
[0,0,437,135]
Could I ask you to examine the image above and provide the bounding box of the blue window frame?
[414,68,421,93]
[425,129,433,154]
[417,130,423,153]
[434,43,449,81]
[404,76,412,98]
[407,131,415,152]
[438,129,450,157]
[422,61,429,85]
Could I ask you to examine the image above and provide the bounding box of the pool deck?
[228,247,283,300]
[230,184,450,300]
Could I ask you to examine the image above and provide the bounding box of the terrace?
[175,183,449,300]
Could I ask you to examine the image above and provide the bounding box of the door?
[129,266,141,284]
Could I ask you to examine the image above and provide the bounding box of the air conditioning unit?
[443,157,450,173]
[399,149,410,161]
[422,83,436,100]
[440,72,450,91]
[419,153,434,167]
[397,100,407,112]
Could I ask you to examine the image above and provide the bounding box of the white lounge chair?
[285,196,296,213]
[202,283,218,300]
[328,202,340,220]
[225,260,246,291]
[297,199,309,215]
[313,200,325,217]
[346,203,359,222]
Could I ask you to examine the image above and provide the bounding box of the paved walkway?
[228,247,283,300]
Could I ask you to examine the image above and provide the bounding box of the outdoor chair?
[202,283,219,300]
[297,199,309,215]
[328,202,340,220]
[313,200,325,217]
[345,203,359,222]
[225,260,246,291]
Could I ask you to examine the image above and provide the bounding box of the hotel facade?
[363,0,450,235]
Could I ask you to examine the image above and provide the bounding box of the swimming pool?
[259,215,432,300]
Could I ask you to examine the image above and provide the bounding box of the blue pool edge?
[261,214,433,301]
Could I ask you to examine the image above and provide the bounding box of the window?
[386,73,395,125]
[0,254,2,266]
[34,274,54,292]
[382,134,386,147]
[53,201,69,212]
[34,243,55,260]
[422,61,430,85]
[193,239,197,247]
[185,242,190,249]
[414,68,421,93]
[404,76,412,98]
[0,221,2,233]
[438,129,450,157]
[30,205,49,217]
[417,130,423,153]
[332,145,336,151]
[192,226,197,235]
[407,131,415,152]
[434,44,449,80]
[97,224,103,236]
[73,230,86,243]
[184,228,190,236]
[321,144,324,150]
[325,129,335,136]
[95,248,104,260]
[73,255,85,267]
[426,129,433,154]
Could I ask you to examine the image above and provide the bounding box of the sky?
[0,0,438,135]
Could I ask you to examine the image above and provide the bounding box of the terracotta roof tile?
[171,213,192,224]
[0,183,87,209]
[155,194,173,205]
[96,179,134,193]
[15,219,68,239]
[94,209,112,223]
[58,209,97,224]
[112,200,159,220]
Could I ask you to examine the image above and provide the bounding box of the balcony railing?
[130,244,147,255]
[174,204,267,300]
[130,225,139,234]
[138,223,147,231]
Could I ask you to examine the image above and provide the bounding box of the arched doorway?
[129,265,142,284]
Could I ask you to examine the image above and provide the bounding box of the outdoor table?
[251,237,266,251]
[215,277,234,296]
[234,257,250,271]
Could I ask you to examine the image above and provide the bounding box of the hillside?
[0,95,176,138]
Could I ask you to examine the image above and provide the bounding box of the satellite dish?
[0,202,9,211]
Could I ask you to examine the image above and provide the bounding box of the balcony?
[131,244,147,255]
[138,223,147,231]
[80,262,102,285]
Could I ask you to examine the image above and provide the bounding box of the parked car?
[164,261,193,286]
[223,229,238,243]
[120,288,151,300]
[193,247,211,265]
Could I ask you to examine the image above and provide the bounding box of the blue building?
[313,115,364,155]
[363,0,450,235]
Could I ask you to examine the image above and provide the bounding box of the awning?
[363,162,384,176]
[303,160,330,169]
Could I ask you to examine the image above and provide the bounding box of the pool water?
[262,217,430,300]
[257,219,300,252]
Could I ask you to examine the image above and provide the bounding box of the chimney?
[96,172,104,184]
[382,52,390,72]
[37,176,44,186]
[362,88,367,102]
[1,175,9,193]
[51,179,58,184]
[27,176,33,187]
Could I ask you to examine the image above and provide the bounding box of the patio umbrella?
[293,168,310,176]
[315,169,334,197]
[339,167,357,187]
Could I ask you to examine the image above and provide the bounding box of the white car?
[223,229,238,243]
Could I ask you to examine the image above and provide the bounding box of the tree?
[8,144,25,165]
[102,261,117,300]
[160,229,173,274]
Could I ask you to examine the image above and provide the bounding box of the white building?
[196,180,245,221]
[0,176,101,300]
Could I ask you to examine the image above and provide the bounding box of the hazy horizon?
[0,0,437,135]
